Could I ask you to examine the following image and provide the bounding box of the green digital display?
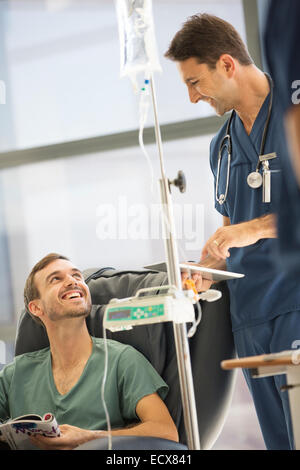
[107,304,165,322]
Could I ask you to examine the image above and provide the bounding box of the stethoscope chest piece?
[247,171,263,189]
[218,194,226,205]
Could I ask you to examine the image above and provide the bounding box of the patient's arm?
[30,393,178,450]
[100,392,178,441]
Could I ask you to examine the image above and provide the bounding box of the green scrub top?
[0,337,169,430]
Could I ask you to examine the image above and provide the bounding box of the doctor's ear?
[218,54,235,77]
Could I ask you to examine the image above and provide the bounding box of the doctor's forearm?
[199,255,227,271]
[201,214,277,261]
[249,213,277,240]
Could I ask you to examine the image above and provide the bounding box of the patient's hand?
[181,271,213,292]
[30,424,99,450]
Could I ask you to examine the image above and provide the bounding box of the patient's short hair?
[24,253,69,326]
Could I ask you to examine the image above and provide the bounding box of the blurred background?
[0,0,271,449]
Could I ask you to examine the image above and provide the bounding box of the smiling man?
[0,253,178,450]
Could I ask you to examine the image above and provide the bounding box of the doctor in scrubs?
[165,13,300,450]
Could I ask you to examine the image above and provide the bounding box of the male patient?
[0,253,178,450]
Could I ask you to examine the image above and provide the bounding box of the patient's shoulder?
[13,347,50,366]
[92,336,131,353]
[91,337,141,361]
[0,347,50,381]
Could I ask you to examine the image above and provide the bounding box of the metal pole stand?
[150,75,200,450]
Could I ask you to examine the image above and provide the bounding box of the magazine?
[0,413,60,450]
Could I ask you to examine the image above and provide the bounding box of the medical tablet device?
[144,262,244,282]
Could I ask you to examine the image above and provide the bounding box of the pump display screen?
[106,303,165,323]
[108,309,131,320]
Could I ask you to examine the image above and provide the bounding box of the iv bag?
[116,0,161,86]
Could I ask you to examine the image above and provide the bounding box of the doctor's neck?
[233,66,270,135]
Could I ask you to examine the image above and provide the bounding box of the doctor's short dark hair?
[165,13,253,68]
[23,253,70,326]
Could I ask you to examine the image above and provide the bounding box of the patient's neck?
[47,319,93,371]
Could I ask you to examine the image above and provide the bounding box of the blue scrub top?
[210,92,300,332]
[264,0,300,275]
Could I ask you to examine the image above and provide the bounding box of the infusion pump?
[103,285,221,332]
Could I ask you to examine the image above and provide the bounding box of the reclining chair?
[15,267,236,450]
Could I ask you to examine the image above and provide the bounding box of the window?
[0,0,246,152]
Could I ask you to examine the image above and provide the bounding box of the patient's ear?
[28,299,43,321]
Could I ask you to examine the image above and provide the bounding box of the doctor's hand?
[201,221,262,261]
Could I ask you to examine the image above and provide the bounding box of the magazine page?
[0,413,60,450]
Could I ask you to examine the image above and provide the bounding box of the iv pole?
[149,75,201,450]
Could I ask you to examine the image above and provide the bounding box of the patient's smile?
[61,290,83,301]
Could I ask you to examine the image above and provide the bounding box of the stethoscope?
[215,73,276,205]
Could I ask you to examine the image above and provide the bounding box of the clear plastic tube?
[187,299,202,338]
[101,326,112,450]
[139,77,155,192]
